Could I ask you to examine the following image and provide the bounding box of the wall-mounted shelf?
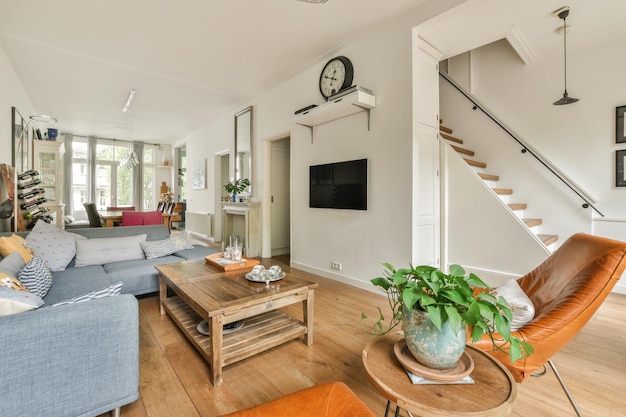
[294,90,376,141]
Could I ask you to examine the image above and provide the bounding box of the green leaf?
[441,289,469,306]
[463,300,481,326]
[470,324,485,342]
[444,305,463,335]
[509,339,522,362]
[448,264,465,277]
[427,305,444,331]
[495,313,511,340]
[370,277,390,291]
[402,287,420,310]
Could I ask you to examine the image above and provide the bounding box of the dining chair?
[83,202,103,228]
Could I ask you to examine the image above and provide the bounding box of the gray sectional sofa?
[0,225,218,417]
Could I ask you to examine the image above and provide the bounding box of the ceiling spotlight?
[553,7,578,105]
[298,0,328,3]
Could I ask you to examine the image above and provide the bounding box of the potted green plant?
[223,178,250,202]
[362,263,533,369]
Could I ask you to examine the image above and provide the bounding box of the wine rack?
[16,170,53,230]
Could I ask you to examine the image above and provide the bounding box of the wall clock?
[319,56,354,101]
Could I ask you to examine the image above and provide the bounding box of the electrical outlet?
[331,261,342,271]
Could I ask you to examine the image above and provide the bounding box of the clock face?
[319,56,354,100]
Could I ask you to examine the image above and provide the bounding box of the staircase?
[440,121,558,248]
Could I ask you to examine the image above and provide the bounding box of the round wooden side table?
[362,334,517,417]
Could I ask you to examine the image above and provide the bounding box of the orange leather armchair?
[218,382,375,417]
[472,233,626,416]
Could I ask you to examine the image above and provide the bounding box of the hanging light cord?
[562,16,568,95]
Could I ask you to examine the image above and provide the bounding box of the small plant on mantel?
[223,178,250,195]
[361,263,534,363]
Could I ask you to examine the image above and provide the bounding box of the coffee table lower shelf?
[163,296,307,368]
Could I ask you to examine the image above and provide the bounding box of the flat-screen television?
[309,158,367,210]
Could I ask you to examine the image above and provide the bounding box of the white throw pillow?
[26,220,86,271]
[0,287,44,316]
[74,234,147,267]
[492,279,535,331]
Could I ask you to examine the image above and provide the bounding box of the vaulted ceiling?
[1,0,625,144]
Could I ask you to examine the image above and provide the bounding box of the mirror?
[234,106,253,194]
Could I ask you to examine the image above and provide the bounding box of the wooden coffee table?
[362,334,517,417]
[157,259,318,386]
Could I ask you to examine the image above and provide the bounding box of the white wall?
[179,1,466,290]
[0,43,36,165]
[0,42,36,232]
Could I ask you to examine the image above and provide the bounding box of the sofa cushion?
[45,266,112,305]
[75,234,147,267]
[52,281,123,307]
[103,255,183,295]
[18,256,53,298]
[492,279,535,331]
[26,220,86,271]
[173,245,219,261]
[0,234,34,263]
[0,252,27,289]
[0,286,44,316]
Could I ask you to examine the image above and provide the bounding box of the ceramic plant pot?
[402,306,467,370]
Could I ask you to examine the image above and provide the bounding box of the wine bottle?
[18,179,42,189]
[20,198,47,210]
[17,170,39,180]
[18,188,45,200]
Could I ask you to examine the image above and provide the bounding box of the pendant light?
[553,7,578,105]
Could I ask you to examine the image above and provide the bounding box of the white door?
[413,36,442,267]
[271,138,290,256]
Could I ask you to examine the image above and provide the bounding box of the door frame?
[261,132,290,258]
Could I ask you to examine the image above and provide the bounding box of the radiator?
[185,211,213,238]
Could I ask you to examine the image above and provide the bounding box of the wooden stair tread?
[493,188,513,195]
[508,203,527,210]
[538,234,558,246]
[523,218,542,227]
[451,144,474,156]
[478,173,500,181]
[464,158,487,168]
[439,125,453,134]
[440,132,463,144]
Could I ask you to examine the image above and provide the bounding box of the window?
[95,141,133,210]
[70,138,157,214]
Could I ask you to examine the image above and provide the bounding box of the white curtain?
[62,134,73,214]
[132,141,144,209]
[87,136,98,204]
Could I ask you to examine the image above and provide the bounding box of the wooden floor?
[106,261,626,417]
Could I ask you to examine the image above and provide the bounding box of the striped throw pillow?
[18,256,53,298]
[52,281,123,307]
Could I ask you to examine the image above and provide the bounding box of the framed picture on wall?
[192,158,206,190]
[11,106,29,172]
[616,150,626,187]
[616,106,626,143]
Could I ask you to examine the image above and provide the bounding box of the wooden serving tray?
[205,252,260,271]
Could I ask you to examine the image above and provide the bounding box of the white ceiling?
[1,0,625,144]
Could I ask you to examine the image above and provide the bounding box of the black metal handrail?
[439,70,604,217]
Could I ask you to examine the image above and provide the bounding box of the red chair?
[142,211,163,225]
[121,211,144,226]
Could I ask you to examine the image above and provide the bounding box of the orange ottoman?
[219,382,375,417]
